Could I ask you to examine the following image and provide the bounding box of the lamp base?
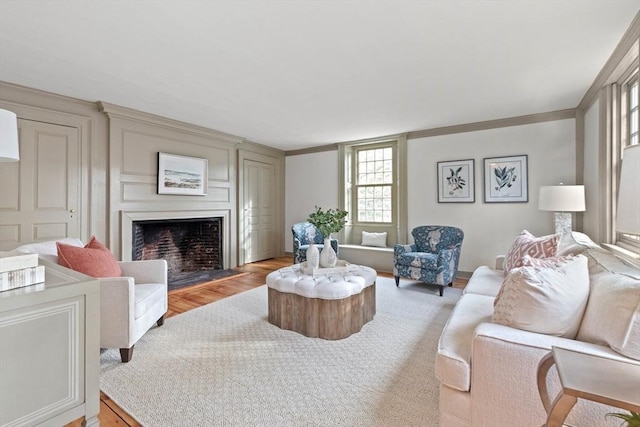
[553,212,572,236]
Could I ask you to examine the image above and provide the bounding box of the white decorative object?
[538,184,585,235]
[616,144,640,235]
[301,260,356,276]
[319,237,337,268]
[0,108,19,162]
[306,244,320,270]
[361,231,387,247]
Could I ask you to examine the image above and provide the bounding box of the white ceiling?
[0,1,638,151]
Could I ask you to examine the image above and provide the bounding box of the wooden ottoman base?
[268,283,376,340]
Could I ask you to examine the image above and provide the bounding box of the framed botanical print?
[437,159,475,203]
[483,154,528,203]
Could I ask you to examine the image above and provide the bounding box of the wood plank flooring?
[67,256,467,427]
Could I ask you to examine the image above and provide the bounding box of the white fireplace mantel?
[120,210,231,268]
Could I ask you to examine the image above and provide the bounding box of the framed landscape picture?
[483,154,528,203]
[157,152,208,196]
[437,159,475,203]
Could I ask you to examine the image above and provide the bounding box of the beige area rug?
[100,277,462,427]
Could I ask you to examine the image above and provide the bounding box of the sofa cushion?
[462,265,503,298]
[435,293,495,392]
[492,255,589,339]
[134,283,167,320]
[15,238,84,263]
[556,231,603,256]
[577,249,640,360]
[57,236,122,278]
[503,230,560,276]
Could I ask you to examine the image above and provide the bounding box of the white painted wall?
[408,119,576,271]
[285,150,340,252]
[582,101,601,241]
[284,118,577,273]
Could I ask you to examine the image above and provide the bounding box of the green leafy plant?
[606,411,640,427]
[307,206,348,238]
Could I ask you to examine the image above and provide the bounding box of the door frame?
[0,100,92,245]
[237,148,284,266]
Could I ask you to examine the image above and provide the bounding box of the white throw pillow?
[576,250,640,360]
[492,255,590,339]
[361,231,387,248]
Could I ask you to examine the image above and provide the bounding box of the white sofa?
[15,238,168,363]
[436,233,640,426]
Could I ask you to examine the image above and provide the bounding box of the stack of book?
[0,252,45,292]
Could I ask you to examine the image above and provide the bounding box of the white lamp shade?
[616,145,640,235]
[0,109,19,162]
[538,185,586,212]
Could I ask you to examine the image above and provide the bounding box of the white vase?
[319,237,337,268]
[306,244,320,270]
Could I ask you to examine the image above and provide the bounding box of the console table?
[537,346,640,427]
[0,259,100,427]
[266,263,377,340]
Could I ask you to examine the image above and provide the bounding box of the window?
[355,144,393,223]
[338,135,407,245]
[616,72,639,252]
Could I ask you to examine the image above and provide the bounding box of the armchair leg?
[157,315,165,327]
[120,346,134,363]
[394,276,400,287]
[439,285,444,297]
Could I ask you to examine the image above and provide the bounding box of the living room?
[1,2,639,427]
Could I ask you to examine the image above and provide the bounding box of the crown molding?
[98,101,244,144]
[407,109,576,140]
[578,11,640,111]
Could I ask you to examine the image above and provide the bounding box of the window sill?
[602,243,640,268]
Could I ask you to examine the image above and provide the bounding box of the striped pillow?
[504,230,560,276]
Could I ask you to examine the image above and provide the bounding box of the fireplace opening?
[132,217,227,290]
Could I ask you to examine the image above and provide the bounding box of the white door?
[243,159,276,263]
[0,119,80,250]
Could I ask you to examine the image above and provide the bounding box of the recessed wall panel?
[35,132,68,210]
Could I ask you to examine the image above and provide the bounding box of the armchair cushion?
[56,236,122,278]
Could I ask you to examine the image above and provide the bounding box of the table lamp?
[539,184,585,235]
[0,109,19,162]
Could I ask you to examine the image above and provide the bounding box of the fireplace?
[132,217,223,288]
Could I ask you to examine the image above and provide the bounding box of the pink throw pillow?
[57,236,122,278]
[503,230,560,276]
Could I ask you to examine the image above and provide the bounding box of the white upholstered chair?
[15,238,168,363]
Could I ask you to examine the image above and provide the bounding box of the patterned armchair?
[393,225,464,296]
[291,222,339,264]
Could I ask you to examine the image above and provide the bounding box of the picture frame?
[437,159,475,203]
[483,154,528,203]
[157,152,208,196]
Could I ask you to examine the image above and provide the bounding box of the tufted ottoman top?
[266,264,377,300]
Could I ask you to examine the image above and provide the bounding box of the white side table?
[537,346,640,427]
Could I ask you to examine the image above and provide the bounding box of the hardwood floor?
[67,256,467,427]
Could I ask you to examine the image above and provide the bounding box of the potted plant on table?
[307,206,348,268]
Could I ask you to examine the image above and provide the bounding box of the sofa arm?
[118,259,167,285]
[495,255,505,271]
[99,276,136,347]
[470,322,625,427]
